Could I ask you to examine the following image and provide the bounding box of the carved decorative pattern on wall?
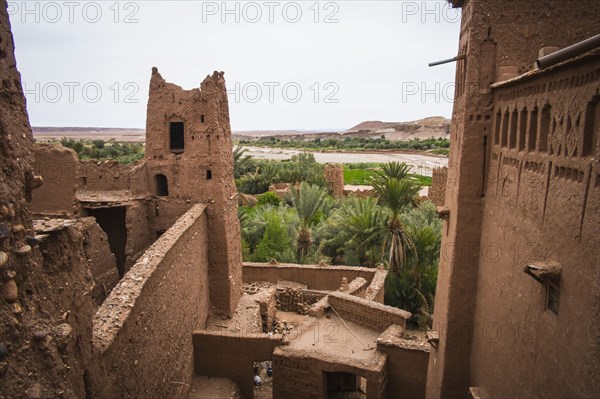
[485,59,600,238]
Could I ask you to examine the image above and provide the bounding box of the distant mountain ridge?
[344,116,450,141]
[234,116,450,142]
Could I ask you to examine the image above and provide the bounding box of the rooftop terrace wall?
[90,204,210,398]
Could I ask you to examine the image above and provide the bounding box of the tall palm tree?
[370,162,422,272]
[289,182,328,262]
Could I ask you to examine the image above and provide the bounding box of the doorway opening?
[253,360,273,399]
[155,174,169,196]
[324,371,366,399]
[83,206,127,277]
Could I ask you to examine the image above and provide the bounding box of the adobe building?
[26,65,248,396]
[323,163,345,198]
[428,1,600,398]
[1,1,432,397]
[31,67,243,315]
[197,262,432,399]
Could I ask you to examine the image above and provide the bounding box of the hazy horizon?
[31,115,451,133]
[11,1,460,131]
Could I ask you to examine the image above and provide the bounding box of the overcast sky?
[8,0,461,131]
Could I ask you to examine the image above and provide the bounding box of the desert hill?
[234,116,450,142]
[344,116,450,141]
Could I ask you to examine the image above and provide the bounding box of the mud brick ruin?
[0,0,599,398]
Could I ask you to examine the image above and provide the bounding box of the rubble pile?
[272,318,295,336]
[276,288,322,314]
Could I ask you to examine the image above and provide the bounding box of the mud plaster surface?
[287,311,380,361]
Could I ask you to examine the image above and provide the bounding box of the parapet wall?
[79,159,139,192]
[328,291,411,333]
[90,204,210,398]
[365,266,387,303]
[243,262,379,291]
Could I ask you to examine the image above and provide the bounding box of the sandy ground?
[190,376,240,399]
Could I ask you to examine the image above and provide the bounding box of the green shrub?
[256,192,282,207]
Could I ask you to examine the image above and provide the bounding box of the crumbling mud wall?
[0,2,105,397]
[243,262,380,291]
[79,160,138,192]
[144,68,242,316]
[34,147,157,276]
[192,332,282,399]
[1,215,116,399]
[90,204,210,398]
[428,167,447,206]
[276,288,324,313]
[324,163,345,198]
[30,220,111,398]
[32,145,79,216]
[345,276,369,298]
[78,218,119,304]
[364,266,386,303]
[428,1,600,398]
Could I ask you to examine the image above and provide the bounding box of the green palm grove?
[236,150,441,328]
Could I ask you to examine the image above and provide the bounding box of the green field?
[343,163,432,186]
[344,169,377,185]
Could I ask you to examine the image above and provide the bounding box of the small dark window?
[155,174,169,196]
[546,279,560,315]
[169,122,185,153]
[200,115,205,123]
[206,170,212,180]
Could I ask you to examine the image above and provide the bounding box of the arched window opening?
[155,174,169,196]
